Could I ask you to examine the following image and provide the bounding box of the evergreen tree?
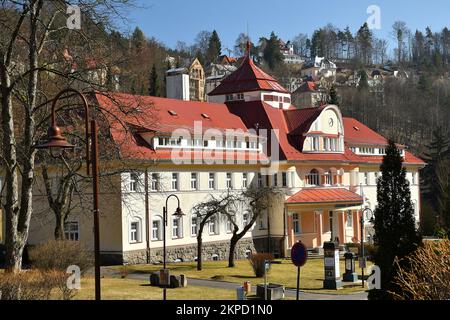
[131,27,146,51]
[328,85,339,105]
[368,140,422,300]
[356,23,373,64]
[357,70,369,91]
[206,30,222,64]
[148,63,160,96]
[263,32,284,70]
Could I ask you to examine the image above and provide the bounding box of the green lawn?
[74,277,237,300]
[114,258,371,295]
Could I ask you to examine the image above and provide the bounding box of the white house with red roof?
[25,44,424,265]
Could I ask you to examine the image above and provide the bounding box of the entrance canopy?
[286,188,363,207]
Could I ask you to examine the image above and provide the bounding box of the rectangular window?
[172,217,182,239]
[208,173,215,189]
[191,216,198,236]
[237,93,244,100]
[312,137,319,151]
[242,173,248,188]
[190,173,198,190]
[412,172,416,185]
[346,211,353,228]
[151,173,159,191]
[209,216,218,235]
[282,172,288,187]
[171,173,179,190]
[324,138,330,151]
[243,213,249,227]
[64,221,79,241]
[152,220,161,240]
[226,173,232,189]
[129,173,138,192]
[130,220,140,243]
[273,174,278,187]
[292,213,301,234]
[364,172,369,185]
[258,173,263,187]
[226,218,233,233]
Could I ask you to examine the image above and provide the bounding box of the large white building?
[3,45,424,265]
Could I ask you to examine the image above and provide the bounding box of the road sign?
[291,241,308,267]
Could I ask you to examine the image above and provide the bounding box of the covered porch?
[285,188,364,250]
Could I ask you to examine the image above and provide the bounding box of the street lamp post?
[162,194,184,300]
[360,207,374,288]
[36,88,101,300]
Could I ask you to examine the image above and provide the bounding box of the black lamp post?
[360,207,374,288]
[162,194,184,300]
[36,88,102,301]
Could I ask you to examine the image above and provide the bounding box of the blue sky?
[122,0,450,53]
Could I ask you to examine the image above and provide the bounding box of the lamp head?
[36,125,76,157]
[173,207,184,217]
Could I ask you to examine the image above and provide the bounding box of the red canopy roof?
[286,188,363,204]
[209,44,288,96]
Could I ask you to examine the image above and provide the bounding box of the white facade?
[166,72,190,101]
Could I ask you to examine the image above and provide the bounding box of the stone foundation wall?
[122,238,256,265]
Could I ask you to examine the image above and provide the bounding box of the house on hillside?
[166,57,205,101]
[301,57,337,79]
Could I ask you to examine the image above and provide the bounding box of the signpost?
[291,240,308,300]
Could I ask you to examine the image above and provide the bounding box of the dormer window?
[225,94,234,101]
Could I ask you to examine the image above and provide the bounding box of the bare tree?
[224,186,282,268]
[0,0,137,273]
[192,193,236,271]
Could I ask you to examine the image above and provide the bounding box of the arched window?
[307,169,320,186]
[324,170,332,185]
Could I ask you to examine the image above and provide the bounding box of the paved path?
[101,267,368,301]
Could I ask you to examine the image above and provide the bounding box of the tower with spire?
[208,42,292,109]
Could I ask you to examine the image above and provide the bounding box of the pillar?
[338,211,345,244]
[353,210,361,242]
[316,211,323,246]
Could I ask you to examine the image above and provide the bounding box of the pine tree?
[206,30,222,65]
[357,70,369,91]
[328,85,339,105]
[263,32,284,70]
[368,140,422,300]
[148,63,160,96]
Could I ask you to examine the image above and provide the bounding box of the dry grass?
[113,258,371,294]
[73,277,236,300]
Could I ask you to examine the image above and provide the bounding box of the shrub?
[390,239,450,300]
[0,269,76,300]
[249,253,274,277]
[29,240,93,274]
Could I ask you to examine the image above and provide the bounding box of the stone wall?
[122,238,256,265]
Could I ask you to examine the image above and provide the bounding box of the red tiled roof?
[343,117,388,145]
[294,81,317,93]
[286,188,363,204]
[94,92,424,165]
[209,52,288,96]
[95,92,265,161]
